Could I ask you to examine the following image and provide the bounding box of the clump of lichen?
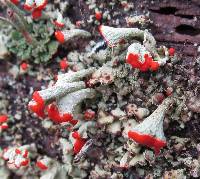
[6,20,58,64]
[1,1,199,178]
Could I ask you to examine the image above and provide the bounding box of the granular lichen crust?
[0,0,200,178]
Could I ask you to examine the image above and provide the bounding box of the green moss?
[6,20,58,64]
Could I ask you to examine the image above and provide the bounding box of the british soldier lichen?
[99,25,173,72]
[2,144,37,170]
[128,98,174,155]
[54,29,91,44]
[28,68,96,122]
[0,1,187,177]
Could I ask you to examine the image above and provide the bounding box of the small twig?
[0,15,16,27]
[3,0,38,46]
[5,0,28,28]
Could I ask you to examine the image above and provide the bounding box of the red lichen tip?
[59,58,69,70]
[32,9,42,20]
[23,150,28,158]
[28,91,45,118]
[69,119,78,126]
[84,109,95,120]
[47,104,73,123]
[20,159,29,166]
[0,115,8,123]
[126,53,159,72]
[150,61,159,71]
[72,131,81,139]
[20,62,28,71]
[3,147,30,168]
[28,100,45,118]
[73,139,86,154]
[35,0,47,10]
[23,4,33,11]
[23,0,35,11]
[47,104,60,123]
[10,0,19,5]
[128,131,166,155]
[33,91,44,106]
[36,161,48,170]
[140,54,153,72]
[0,124,9,130]
[15,149,21,154]
[62,113,73,122]
[95,11,102,21]
[126,53,141,69]
[72,131,86,154]
[168,47,175,56]
[54,21,65,28]
[55,31,65,44]
[98,25,109,46]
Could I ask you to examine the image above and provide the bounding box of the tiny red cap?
[72,131,80,139]
[126,53,141,69]
[59,58,68,70]
[150,61,159,71]
[54,21,65,28]
[32,9,42,20]
[168,48,175,56]
[20,62,28,71]
[84,109,95,120]
[10,0,19,5]
[0,115,8,123]
[1,124,8,130]
[15,149,21,154]
[36,161,48,170]
[128,131,166,155]
[55,31,65,44]
[73,139,86,154]
[20,159,29,166]
[23,4,33,11]
[95,12,102,21]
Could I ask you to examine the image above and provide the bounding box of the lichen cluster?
[0,0,200,179]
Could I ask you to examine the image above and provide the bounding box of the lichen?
[1,1,198,178]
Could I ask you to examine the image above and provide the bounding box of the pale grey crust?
[36,67,96,105]
[100,25,156,48]
[55,11,64,25]
[38,81,86,103]
[132,98,173,141]
[57,67,96,84]
[57,88,96,116]
[62,29,91,42]
[100,25,145,47]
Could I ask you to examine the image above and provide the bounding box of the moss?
[6,20,58,64]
